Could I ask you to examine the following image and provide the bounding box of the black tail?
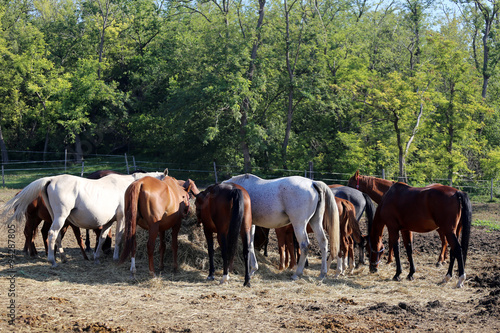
[362,193,375,236]
[227,188,244,264]
[458,191,472,266]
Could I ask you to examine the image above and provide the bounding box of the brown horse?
[365,181,471,288]
[119,176,192,277]
[347,170,450,266]
[193,183,253,286]
[275,197,362,276]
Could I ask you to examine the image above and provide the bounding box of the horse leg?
[41,220,51,255]
[388,229,402,281]
[203,227,216,281]
[401,229,415,281]
[158,230,166,272]
[94,222,113,264]
[69,224,89,261]
[307,217,329,279]
[285,229,296,270]
[218,232,230,284]
[171,221,181,273]
[85,229,91,252]
[47,215,68,267]
[348,237,356,273]
[437,230,448,267]
[291,226,311,280]
[443,232,465,288]
[241,228,251,287]
[248,225,259,276]
[276,227,287,270]
[146,223,160,277]
[113,211,125,261]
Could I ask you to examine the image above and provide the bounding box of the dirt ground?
[0,188,499,332]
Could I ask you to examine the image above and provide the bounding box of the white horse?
[2,170,167,267]
[224,174,340,280]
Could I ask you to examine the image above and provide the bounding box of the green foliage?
[0,0,498,181]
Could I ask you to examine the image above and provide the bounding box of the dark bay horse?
[347,171,450,266]
[119,176,191,277]
[366,182,471,288]
[193,183,253,286]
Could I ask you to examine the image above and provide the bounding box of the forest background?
[1,0,500,186]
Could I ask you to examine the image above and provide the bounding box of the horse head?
[368,238,384,273]
[347,170,360,190]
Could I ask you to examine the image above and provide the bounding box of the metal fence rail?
[1,151,499,199]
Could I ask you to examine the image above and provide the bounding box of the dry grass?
[0,191,499,332]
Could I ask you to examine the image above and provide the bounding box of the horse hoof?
[442,274,452,284]
[207,276,215,281]
[51,262,58,268]
[436,262,443,267]
[393,276,401,281]
[244,282,251,288]
[291,274,299,281]
[94,259,100,265]
[407,275,415,281]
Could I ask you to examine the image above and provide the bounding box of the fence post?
[65,149,67,172]
[382,169,385,179]
[124,153,129,174]
[81,161,85,177]
[213,161,218,183]
[491,178,494,201]
[1,165,4,186]
[132,156,137,171]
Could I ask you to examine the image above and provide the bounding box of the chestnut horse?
[275,197,362,277]
[363,181,471,288]
[347,171,450,266]
[193,183,253,286]
[119,176,191,277]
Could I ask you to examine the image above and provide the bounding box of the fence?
[1,150,499,199]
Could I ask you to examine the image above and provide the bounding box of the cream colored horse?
[224,174,340,280]
[3,170,167,267]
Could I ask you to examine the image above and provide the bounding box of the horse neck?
[362,176,393,204]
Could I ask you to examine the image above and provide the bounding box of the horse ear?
[355,170,359,178]
[163,168,169,176]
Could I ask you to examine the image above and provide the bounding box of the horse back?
[380,183,462,232]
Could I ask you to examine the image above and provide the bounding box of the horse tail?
[119,181,141,264]
[227,188,245,264]
[362,193,375,236]
[314,181,340,261]
[344,201,362,244]
[2,177,52,224]
[458,191,472,266]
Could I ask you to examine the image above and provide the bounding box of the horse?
[366,182,471,288]
[23,169,119,259]
[3,170,167,267]
[22,193,88,260]
[223,174,340,280]
[193,183,253,286]
[275,197,362,277]
[347,170,450,266]
[328,185,375,265]
[119,176,191,277]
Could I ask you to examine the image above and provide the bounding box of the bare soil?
[0,188,498,332]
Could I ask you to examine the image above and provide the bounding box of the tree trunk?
[239,0,266,173]
[0,124,9,163]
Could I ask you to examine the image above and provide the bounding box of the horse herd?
[2,170,471,288]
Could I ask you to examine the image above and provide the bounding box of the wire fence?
[1,150,499,199]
